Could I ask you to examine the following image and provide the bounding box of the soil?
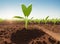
[0,20,60,44]
[11,28,45,44]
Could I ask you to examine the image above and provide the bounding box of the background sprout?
[22,4,32,29]
[33,19,40,24]
[44,16,49,24]
[0,18,3,23]
[51,18,58,24]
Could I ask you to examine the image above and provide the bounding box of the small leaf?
[13,16,24,19]
[45,16,49,20]
[22,4,32,17]
[31,17,33,19]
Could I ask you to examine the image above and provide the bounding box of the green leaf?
[31,17,33,19]
[21,4,32,17]
[13,16,24,19]
[45,16,49,20]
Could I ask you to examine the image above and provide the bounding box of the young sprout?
[0,18,3,23]
[22,4,32,29]
[44,16,49,24]
[34,19,40,24]
[14,4,32,29]
[51,18,58,24]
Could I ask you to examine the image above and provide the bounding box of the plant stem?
[25,16,28,29]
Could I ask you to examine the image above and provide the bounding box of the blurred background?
[0,0,60,19]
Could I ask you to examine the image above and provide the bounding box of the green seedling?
[40,19,45,23]
[28,17,34,23]
[33,19,41,23]
[0,18,3,23]
[14,4,32,29]
[22,4,32,29]
[44,16,49,24]
[51,18,59,24]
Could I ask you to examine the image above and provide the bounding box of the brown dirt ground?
[0,20,60,44]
